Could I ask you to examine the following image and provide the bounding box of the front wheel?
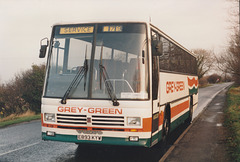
[162,108,171,144]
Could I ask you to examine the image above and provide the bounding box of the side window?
[158,35,197,75]
[151,31,159,41]
[159,37,170,71]
[169,43,179,72]
[188,54,197,75]
[151,30,162,56]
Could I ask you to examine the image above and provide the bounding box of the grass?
[225,85,240,161]
[0,110,41,128]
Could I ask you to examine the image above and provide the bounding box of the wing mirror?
[39,38,49,58]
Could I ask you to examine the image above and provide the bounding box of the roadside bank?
[225,86,240,161]
[0,113,41,128]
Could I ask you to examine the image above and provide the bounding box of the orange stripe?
[142,117,152,132]
[41,113,43,123]
[158,111,164,126]
[171,100,189,119]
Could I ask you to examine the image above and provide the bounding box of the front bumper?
[42,132,151,147]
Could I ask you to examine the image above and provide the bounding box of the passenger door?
[151,30,160,145]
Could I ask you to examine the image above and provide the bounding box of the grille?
[56,114,125,127]
[92,115,125,126]
[57,113,87,125]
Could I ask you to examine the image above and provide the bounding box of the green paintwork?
[170,111,189,132]
[189,87,198,95]
[42,133,151,147]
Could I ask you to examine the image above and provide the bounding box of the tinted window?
[158,36,197,75]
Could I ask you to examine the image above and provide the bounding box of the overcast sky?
[0,0,232,83]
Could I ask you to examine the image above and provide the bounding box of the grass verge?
[0,111,41,128]
[225,85,240,161]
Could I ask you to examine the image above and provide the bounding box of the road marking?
[215,102,223,106]
[216,123,222,127]
[0,141,40,156]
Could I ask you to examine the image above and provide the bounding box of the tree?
[192,49,214,79]
[0,76,28,116]
[215,0,240,85]
[21,64,45,113]
[207,74,222,84]
[0,64,45,117]
[216,40,240,85]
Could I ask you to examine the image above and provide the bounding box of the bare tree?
[216,34,240,84]
[216,0,240,85]
[192,49,214,79]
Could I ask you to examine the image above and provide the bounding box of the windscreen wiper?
[61,63,88,104]
[99,45,119,106]
[99,64,119,106]
[61,46,88,104]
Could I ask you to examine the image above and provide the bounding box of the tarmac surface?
[164,87,230,162]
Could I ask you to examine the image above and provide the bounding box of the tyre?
[162,106,171,144]
[186,96,193,124]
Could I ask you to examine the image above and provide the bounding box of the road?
[0,82,232,162]
[194,82,232,119]
[0,121,77,162]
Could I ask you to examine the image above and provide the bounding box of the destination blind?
[59,26,94,34]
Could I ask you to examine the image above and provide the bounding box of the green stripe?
[154,112,188,142]
[189,87,198,95]
[151,131,161,146]
[170,111,189,132]
[42,133,151,147]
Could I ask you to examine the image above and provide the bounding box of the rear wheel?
[186,96,193,124]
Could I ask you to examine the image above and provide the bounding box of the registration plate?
[77,135,102,141]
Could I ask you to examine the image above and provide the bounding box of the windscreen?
[44,23,149,100]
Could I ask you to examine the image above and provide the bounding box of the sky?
[0,0,233,83]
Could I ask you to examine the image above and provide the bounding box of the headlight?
[127,117,141,126]
[44,113,55,122]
